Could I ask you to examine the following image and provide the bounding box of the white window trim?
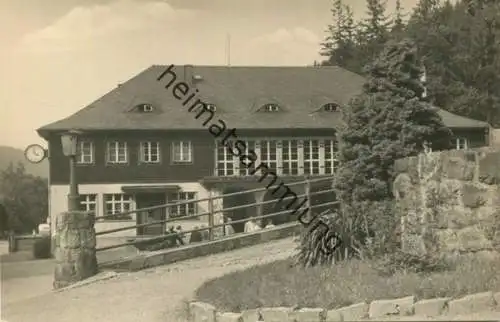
[265,104,280,112]
[303,139,321,175]
[103,193,133,220]
[172,141,193,163]
[80,194,97,214]
[106,141,128,164]
[324,139,339,174]
[323,103,339,112]
[259,140,278,174]
[281,140,299,176]
[140,141,160,163]
[214,137,337,177]
[216,140,234,176]
[77,140,94,164]
[141,104,154,112]
[168,192,198,217]
[456,137,468,150]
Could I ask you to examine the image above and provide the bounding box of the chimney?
[184,64,193,84]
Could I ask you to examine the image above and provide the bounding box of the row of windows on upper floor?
[74,138,338,165]
[74,137,471,166]
[76,140,192,165]
[132,102,340,113]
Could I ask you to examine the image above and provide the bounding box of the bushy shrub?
[33,236,51,259]
[297,39,452,267]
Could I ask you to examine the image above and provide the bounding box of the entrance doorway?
[222,186,255,233]
[135,193,166,236]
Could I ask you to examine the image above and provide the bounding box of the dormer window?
[322,103,339,112]
[205,103,217,112]
[136,103,155,113]
[262,103,280,112]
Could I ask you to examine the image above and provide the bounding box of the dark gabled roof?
[437,109,489,128]
[37,64,489,137]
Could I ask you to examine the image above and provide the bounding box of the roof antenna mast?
[225,33,231,67]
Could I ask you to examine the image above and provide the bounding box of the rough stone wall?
[393,148,500,256]
[53,211,98,289]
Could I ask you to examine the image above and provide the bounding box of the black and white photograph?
[1,0,500,321]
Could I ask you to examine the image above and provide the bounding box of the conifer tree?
[357,0,392,70]
[392,0,406,34]
[332,38,451,255]
[320,0,359,72]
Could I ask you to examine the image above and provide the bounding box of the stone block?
[79,229,96,249]
[443,155,475,181]
[448,292,496,316]
[394,157,410,174]
[289,308,325,322]
[478,151,500,184]
[327,302,369,321]
[462,183,487,208]
[189,301,216,322]
[216,312,243,322]
[368,296,415,318]
[435,226,493,253]
[240,309,260,322]
[413,297,451,317]
[324,309,342,321]
[393,173,413,200]
[260,307,293,322]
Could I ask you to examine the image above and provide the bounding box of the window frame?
[303,139,321,175]
[167,192,198,218]
[139,141,161,164]
[262,104,280,112]
[282,139,299,175]
[216,140,234,176]
[76,140,94,164]
[259,140,278,173]
[324,139,339,174]
[137,103,154,112]
[322,103,339,112]
[455,137,469,150]
[79,194,97,214]
[171,141,193,164]
[103,193,133,220]
[106,141,128,164]
[206,104,217,112]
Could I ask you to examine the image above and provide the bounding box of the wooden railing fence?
[94,176,339,252]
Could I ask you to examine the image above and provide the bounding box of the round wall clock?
[24,144,47,164]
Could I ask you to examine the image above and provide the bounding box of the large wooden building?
[37,64,490,235]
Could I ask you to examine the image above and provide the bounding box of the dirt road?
[2,238,296,322]
[2,238,499,322]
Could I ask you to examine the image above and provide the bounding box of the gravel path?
[2,238,296,322]
[2,238,499,322]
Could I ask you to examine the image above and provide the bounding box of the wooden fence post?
[208,190,214,241]
[305,179,312,220]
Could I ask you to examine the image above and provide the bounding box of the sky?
[0,0,420,149]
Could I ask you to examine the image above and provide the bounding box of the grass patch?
[195,253,500,312]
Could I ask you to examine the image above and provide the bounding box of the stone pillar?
[53,211,98,289]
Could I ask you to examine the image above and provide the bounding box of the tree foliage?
[299,38,452,267]
[0,162,48,234]
[320,0,500,126]
[336,38,451,206]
